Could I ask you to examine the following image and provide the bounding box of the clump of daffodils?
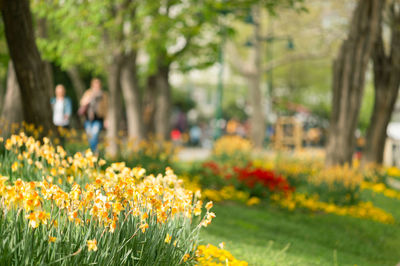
[196,243,248,266]
[271,193,394,224]
[0,133,216,265]
[212,135,252,163]
[310,164,363,189]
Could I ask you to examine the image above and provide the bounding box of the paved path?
[177,148,211,161]
[177,147,326,162]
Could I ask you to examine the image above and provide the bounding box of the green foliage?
[32,1,104,71]
[223,101,248,121]
[0,21,9,82]
[173,89,196,112]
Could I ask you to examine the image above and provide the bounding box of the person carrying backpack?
[79,78,108,152]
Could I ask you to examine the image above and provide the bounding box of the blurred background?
[0,0,399,165]
[2,1,400,265]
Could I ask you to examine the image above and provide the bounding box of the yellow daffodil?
[87,239,98,251]
[164,233,172,244]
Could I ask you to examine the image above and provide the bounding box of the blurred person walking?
[189,125,201,146]
[51,84,72,146]
[79,78,108,152]
[50,84,72,128]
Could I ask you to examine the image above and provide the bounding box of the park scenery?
[0,0,400,265]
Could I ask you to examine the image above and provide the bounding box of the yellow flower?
[98,159,106,166]
[0,133,220,256]
[87,239,98,251]
[26,212,39,228]
[67,176,74,184]
[194,200,203,216]
[195,244,248,265]
[182,254,190,262]
[139,223,149,233]
[246,197,260,206]
[49,236,56,243]
[11,162,19,172]
[141,212,148,221]
[213,135,252,158]
[25,211,50,228]
[164,233,172,244]
[387,166,400,177]
[271,192,394,224]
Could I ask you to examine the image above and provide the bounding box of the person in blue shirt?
[50,84,72,128]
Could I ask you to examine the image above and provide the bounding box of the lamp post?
[214,38,225,139]
[244,16,295,101]
[265,33,294,127]
[265,22,295,96]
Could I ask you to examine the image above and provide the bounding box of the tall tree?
[362,2,400,165]
[154,55,172,140]
[325,0,385,166]
[143,74,157,135]
[1,0,54,132]
[36,17,54,97]
[1,61,23,137]
[229,7,265,148]
[121,51,144,141]
[118,4,145,142]
[105,53,123,157]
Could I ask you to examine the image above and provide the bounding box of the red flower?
[232,166,294,194]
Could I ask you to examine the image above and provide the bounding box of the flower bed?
[0,133,246,265]
[271,193,394,224]
[188,154,397,224]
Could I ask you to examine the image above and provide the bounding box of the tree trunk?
[1,0,54,133]
[66,66,86,100]
[362,4,400,165]
[106,54,123,158]
[37,17,54,97]
[143,74,157,136]
[120,51,144,142]
[248,6,265,149]
[325,0,385,166]
[0,73,5,114]
[1,61,24,137]
[154,63,171,140]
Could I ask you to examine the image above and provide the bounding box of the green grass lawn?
[200,191,400,266]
